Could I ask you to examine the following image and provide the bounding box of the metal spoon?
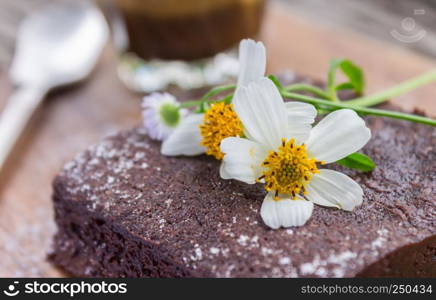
[0,0,108,171]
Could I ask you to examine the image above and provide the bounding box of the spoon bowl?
[10,0,108,88]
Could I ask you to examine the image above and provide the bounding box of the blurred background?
[1,0,436,69]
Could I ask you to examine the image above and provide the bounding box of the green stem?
[180,84,235,108]
[181,73,436,126]
[347,70,436,107]
[193,84,235,112]
[342,107,436,126]
[180,99,204,108]
[328,87,341,103]
[284,84,331,100]
[180,94,234,109]
[281,91,436,126]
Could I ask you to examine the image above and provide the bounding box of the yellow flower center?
[259,138,323,200]
[199,102,244,160]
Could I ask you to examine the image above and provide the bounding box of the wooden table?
[279,0,436,59]
[0,1,435,277]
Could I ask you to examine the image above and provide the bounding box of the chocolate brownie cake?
[49,105,436,277]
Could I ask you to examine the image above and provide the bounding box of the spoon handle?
[0,86,47,171]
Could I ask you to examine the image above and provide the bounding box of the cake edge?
[48,143,436,278]
[49,177,210,278]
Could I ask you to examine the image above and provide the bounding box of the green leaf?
[327,59,344,90]
[335,82,355,91]
[336,152,376,172]
[268,75,283,90]
[223,94,233,104]
[327,59,365,98]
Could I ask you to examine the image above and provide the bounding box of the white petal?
[261,192,314,229]
[161,114,205,156]
[285,102,317,124]
[306,169,363,211]
[220,137,268,184]
[233,78,288,149]
[285,102,317,143]
[306,109,371,163]
[237,39,266,87]
[219,162,231,180]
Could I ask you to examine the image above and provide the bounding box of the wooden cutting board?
[0,1,435,277]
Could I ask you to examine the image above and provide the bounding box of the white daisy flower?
[220,78,371,229]
[142,92,186,141]
[161,39,267,157]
